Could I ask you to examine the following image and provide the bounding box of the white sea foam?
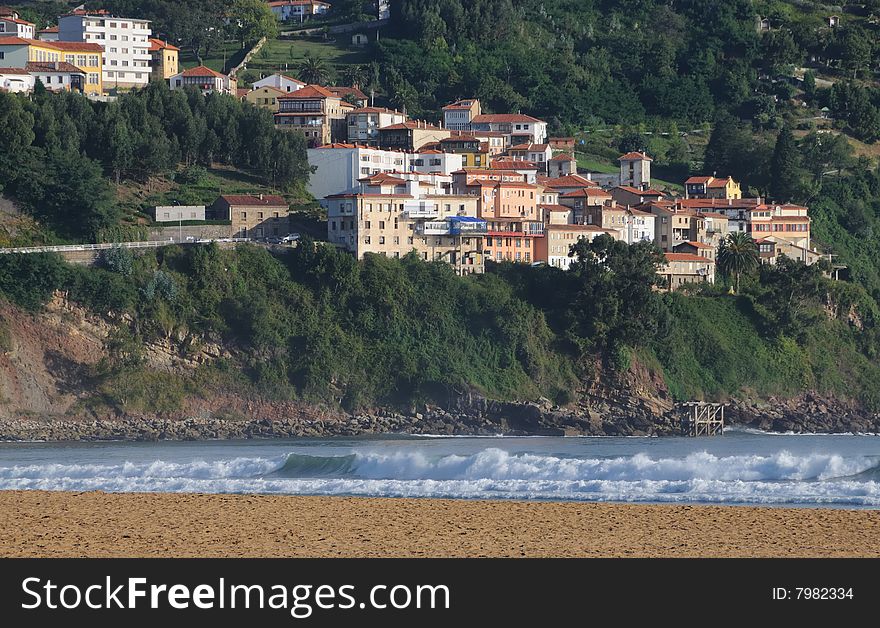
[1,448,877,506]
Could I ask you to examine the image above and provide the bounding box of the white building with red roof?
[0,13,35,39]
[169,65,236,95]
[252,72,305,94]
[618,151,652,189]
[442,98,481,131]
[268,1,331,22]
[471,113,547,147]
[346,106,406,143]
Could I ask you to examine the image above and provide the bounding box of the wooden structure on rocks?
[680,402,725,436]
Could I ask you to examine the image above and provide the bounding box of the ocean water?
[1,428,880,508]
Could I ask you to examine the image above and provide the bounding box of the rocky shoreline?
[1,392,877,442]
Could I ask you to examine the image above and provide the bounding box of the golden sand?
[1,491,877,558]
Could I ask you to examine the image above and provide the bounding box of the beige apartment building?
[275,84,352,147]
[326,185,485,275]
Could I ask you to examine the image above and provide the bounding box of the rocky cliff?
[1,295,878,441]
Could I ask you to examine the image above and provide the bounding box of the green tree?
[298,54,330,85]
[803,70,816,102]
[840,27,872,78]
[341,65,368,89]
[717,232,759,293]
[231,0,278,48]
[769,126,802,202]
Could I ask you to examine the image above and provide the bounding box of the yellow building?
[22,38,103,95]
[245,85,286,112]
[439,135,490,168]
[148,38,179,81]
[684,175,742,200]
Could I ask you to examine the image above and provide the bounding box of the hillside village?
[0,2,841,290]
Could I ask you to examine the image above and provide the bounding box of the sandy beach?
[0,491,878,557]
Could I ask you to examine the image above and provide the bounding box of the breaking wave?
[2,448,879,507]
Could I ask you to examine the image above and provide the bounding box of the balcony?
[405,201,439,218]
[418,221,451,236]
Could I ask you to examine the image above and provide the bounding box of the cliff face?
[0,294,878,440]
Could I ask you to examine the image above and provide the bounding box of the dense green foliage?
[0,83,309,241]
[1,239,879,411]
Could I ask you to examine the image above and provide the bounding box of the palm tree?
[340,64,367,89]
[717,232,759,293]
[299,54,330,85]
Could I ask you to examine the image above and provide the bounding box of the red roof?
[46,40,104,52]
[348,107,403,115]
[685,176,713,184]
[0,67,30,74]
[491,160,537,169]
[279,84,335,99]
[380,121,444,131]
[549,153,575,161]
[542,174,599,189]
[0,36,31,45]
[219,194,287,207]
[473,113,544,124]
[1,16,33,25]
[618,151,652,161]
[327,86,367,100]
[358,173,407,184]
[509,143,549,151]
[442,99,478,110]
[38,26,58,33]
[26,61,85,74]
[148,38,180,52]
[441,135,479,142]
[180,65,227,79]
[664,253,714,263]
[678,241,713,249]
[707,178,732,188]
[561,188,611,198]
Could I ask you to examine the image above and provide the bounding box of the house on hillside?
[211,194,289,239]
[268,0,332,22]
[246,85,286,111]
[169,65,236,95]
[660,253,716,290]
[346,106,407,143]
[252,72,304,94]
[618,152,652,189]
[684,175,741,200]
[548,154,577,178]
[327,85,367,108]
[0,9,35,39]
[442,99,482,131]
[377,120,451,151]
[148,38,179,81]
[274,84,352,146]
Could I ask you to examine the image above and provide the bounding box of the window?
[163,212,169,219]
[0,52,5,60]
[379,220,385,229]
[110,34,117,40]
[258,212,264,219]
[88,73,99,85]
[365,221,371,229]
[364,236,371,244]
